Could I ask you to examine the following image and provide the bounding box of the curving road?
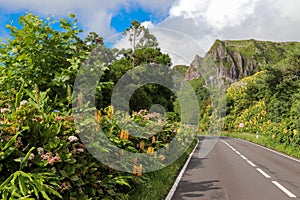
[166,137,300,200]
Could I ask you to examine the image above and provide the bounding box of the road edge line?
[235,138,300,164]
[165,140,200,200]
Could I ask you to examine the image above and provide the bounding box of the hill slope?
[185,39,300,84]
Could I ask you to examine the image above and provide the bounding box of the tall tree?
[122,20,159,68]
[0,13,91,106]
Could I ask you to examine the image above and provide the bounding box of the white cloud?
[0,0,175,38]
[0,0,122,37]
[153,0,300,65]
[1,0,300,66]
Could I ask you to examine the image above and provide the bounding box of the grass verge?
[129,139,198,200]
[221,131,300,159]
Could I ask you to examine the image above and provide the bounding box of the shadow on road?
[173,180,222,200]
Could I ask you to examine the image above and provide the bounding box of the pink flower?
[48,158,56,165]
[20,100,28,106]
[78,143,84,148]
[56,116,63,121]
[54,154,60,161]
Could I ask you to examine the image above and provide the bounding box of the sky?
[0,0,300,65]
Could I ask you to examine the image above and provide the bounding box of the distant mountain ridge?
[185,39,300,84]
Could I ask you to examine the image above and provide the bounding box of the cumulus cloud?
[150,0,300,65]
[0,0,175,38]
[0,0,121,37]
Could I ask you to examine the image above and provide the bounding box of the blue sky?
[0,0,300,65]
[0,6,165,39]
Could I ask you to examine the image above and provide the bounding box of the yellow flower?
[177,128,183,134]
[272,134,275,139]
[107,105,114,119]
[147,147,154,155]
[293,129,298,136]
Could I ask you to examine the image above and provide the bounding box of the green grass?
[129,139,198,200]
[221,131,300,159]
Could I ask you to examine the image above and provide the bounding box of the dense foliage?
[224,50,300,146]
[193,40,300,149]
[0,13,195,199]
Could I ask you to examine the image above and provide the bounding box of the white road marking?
[272,181,297,198]
[222,139,298,198]
[247,160,257,167]
[256,168,271,178]
[165,140,199,200]
[236,138,300,164]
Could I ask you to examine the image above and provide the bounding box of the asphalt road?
[168,137,300,200]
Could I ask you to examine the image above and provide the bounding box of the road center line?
[256,168,271,178]
[272,181,297,198]
[222,139,297,198]
[247,160,257,167]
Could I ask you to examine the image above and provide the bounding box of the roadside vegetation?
[197,40,300,160]
[221,132,300,159]
[0,13,196,199]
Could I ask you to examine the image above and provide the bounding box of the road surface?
[167,137,300,200]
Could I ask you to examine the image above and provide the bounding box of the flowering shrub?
[224,69,300,147]
[0,87,195,199]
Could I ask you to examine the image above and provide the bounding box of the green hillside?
[189,39,300,157]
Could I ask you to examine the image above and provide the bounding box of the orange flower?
[152,136,156,143]
[96,110,102,123]
[119,130,129,140]
[137,164,143,176]
[139,141,145,150]
[123,130,129,140]
[132,165,137,175]
[132,164,143,176]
